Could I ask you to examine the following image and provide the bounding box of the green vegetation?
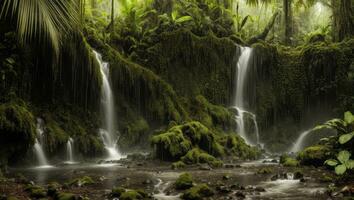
[182,184,214,200]
[175,173,194,190]
[151,121,260,164]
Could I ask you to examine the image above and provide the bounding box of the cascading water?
[233,47,260,145]
[93,50,122,160]
[290,130,311,153]
[65,137,75,163]
[33,118,51,168]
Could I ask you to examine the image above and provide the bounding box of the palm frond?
[1,0,79,56]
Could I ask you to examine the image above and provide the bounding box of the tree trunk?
[283,0,293,45]
[248,11,280,44]
[111,0,114,32]
[91,0,97,16]
[331,0,354,41]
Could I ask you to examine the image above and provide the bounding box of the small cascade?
[94,50,123,160]
[65,137,75,163]
[290,130,311,153]
[233,47,260,145]
[33,118,51,168]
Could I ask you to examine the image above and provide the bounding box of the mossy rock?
[110,187,126,198]
[119,190,143,200]
[283,157,299,167]
[181,148,223,168]
[297,145,331,166]
[151,121,226,161]
[256,167,273,174]
[172,161,186,170]
[6,197,19,200]
[54,192,76,200]
[175,173,193,190]
[47,182,61,197]
[24,185,47,198]
[66,176,94,187]
[0,102,36,164]
[182,184,214,200]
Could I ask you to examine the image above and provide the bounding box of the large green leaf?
[339,132,354,144]
[1,0,78,56]
[335,164,347,175]
[337,151,351,164]
[346,160,354,169]
[324,159,338,167]
[344,111,354,124]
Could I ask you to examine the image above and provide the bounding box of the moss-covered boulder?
[280,154,300,167]
[24,185,47,198]
[0,101,36,165]
[181,184,214,200]
[175,173,194,190]
[110,187,126,198]
[172,161,186,169]
[297,145,331,166]
[119,190,148,200]
[181,148,223,168]
[66,176,95,187]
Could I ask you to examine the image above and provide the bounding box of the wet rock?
[340,185,354,196]
[110,187,126,198]
[255,187,266,192]
[270,174,279,181]
[235,191,246,198]
[216,185,231,193]
[143,179,152,184]
[223,175,230,180]
[230,184,241,190]
[293,171,304,180]
[300,178,306,183]
[262,159,278,163]
[199,164,212,171]
[99,176,107,181]
[47,182,61,197]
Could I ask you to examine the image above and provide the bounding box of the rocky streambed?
[0,157,351,200]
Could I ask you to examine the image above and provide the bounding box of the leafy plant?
[325,151,354,175]
[315,111,354,175]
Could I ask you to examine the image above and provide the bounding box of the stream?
[9,158,329,200]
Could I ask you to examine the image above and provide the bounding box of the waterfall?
[93,50,122,160]
[65,137,75,163]
[33,118,51,167]
[290,130,311,153]
[233,47,260,145]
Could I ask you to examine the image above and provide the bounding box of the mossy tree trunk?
[283,0,293,45]
[331,0,354,41]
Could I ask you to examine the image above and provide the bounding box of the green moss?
[25,185,47,198]
[151,125,192,161]
[111,187,126,198]
[181,184,214,200]
[172,161,186,169]
[297,145,331,166]
[119,190,143,200]
[67,176,95,187]
[283,157,300,167]
[0,101,36,165]
[222,135,261,160]
[175,173,194,190]
[181,148,223,168]
[256,167,273,174]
